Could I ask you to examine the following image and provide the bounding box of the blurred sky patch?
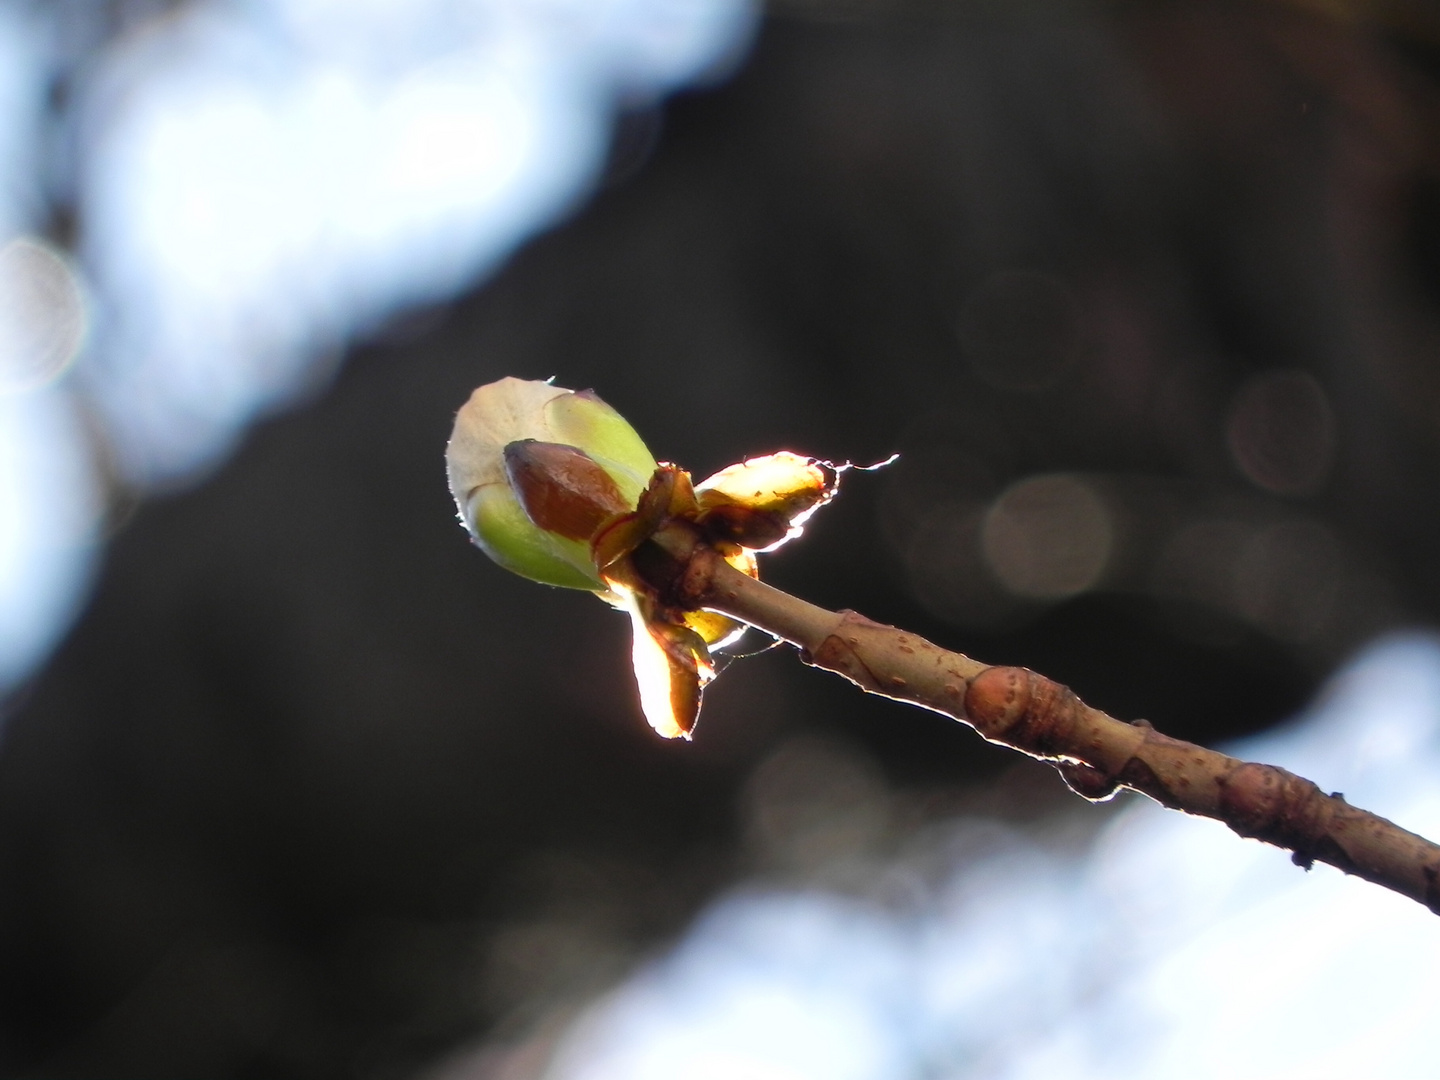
[512,635,1440,1080]
[0,0,757,697]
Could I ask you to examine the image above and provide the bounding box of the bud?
[446,378,658,589]
[448,377,860,743]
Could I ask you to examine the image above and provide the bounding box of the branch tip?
[633,522,1440,916]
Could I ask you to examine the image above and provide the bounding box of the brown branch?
[641,525,1440,916]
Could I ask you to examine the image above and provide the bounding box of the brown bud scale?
[505,440,631,542]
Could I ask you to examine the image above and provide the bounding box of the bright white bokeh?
[0,3,43,238]
[536,635,1440,1080]
[79,0,756,483]
[547,892,916,1080]
[0,6,101,696]
[0,385,100,691]
[0,0,757,696]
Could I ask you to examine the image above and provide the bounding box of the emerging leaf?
[695,452,838,551]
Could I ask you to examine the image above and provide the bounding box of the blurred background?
[3,0,1440,1076]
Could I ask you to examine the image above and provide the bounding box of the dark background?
[5,1,1440,1075]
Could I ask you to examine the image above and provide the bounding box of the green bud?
[446,377,658,589]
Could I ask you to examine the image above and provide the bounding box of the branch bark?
[640,524,1440,916]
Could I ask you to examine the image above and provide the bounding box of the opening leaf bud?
[447,378,658,589]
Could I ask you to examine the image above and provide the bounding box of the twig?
[639,524,1440,915]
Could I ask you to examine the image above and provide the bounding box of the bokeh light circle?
[0,236,88,395]
[981,474,1113,600]
[1225,369,1336,497]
